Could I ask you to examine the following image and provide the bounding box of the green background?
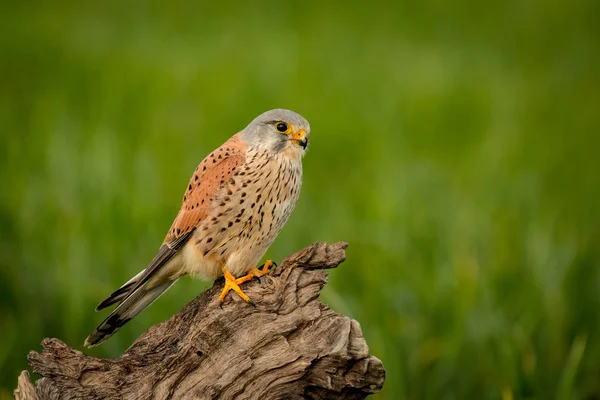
[1,1,598,398]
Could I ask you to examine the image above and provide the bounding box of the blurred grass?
[1,0,599,398]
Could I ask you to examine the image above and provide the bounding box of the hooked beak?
[290,129,308,150]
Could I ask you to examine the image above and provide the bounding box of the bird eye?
[276,122,289,133]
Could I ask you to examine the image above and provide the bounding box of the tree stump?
[14,242,385,399]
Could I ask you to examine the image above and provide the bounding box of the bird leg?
[218,261,277,306]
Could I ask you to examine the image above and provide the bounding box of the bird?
[84,109,310,347]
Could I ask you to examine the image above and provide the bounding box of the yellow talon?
[218,260,276,306]
[249,259,276,277]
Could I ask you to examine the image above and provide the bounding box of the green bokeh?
[1,1,599,398]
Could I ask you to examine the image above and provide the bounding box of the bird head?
[240,109,310,158]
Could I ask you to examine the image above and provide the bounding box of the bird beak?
[290,129,308,149]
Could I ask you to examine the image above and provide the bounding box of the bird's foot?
[219,268,254,307]
[249,259,277,278]
[218,261,277,307]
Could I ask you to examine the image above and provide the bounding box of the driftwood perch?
[15,242,385,399]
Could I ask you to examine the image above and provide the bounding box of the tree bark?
[15,242,385,400]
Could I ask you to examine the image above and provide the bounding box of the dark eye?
[276,123,288,133]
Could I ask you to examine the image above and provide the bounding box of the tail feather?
[84,279,176,347]
[95,270,145,311]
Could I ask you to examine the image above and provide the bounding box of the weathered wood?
[15,371,37,400]
[15,242,385,399]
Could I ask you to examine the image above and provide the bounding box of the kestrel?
[85,109,310,347]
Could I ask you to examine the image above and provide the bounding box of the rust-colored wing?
[164,133,246,245]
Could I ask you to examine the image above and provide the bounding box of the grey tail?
[84,279,176,348]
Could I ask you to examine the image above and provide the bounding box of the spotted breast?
[183,140,303,280]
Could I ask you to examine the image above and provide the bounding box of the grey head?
[240,109,310,155]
